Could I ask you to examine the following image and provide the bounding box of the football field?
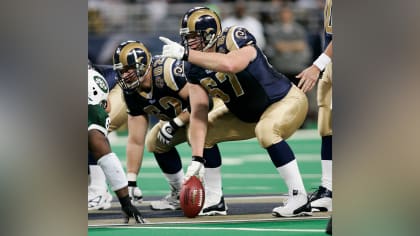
[88,129,331,235]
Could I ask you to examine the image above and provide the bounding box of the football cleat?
[199,196,228,216]
[150,189,181,210]
[88,191,113,211]
[128,186,143,204]
[272,190,312,217]
[309,186,332,212]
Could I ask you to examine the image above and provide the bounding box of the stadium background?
[2,0,419,236]
[89,1,330,235]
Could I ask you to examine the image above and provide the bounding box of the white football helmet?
[88,69,109,109]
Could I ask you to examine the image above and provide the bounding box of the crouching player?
[88,68,145,223]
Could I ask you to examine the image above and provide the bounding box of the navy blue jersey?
[186,26,292,123]
[124,56,189,121]
[92,64,118,90]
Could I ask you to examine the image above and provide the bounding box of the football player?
[112,40,226,213]
[88,60,143,209]
[88,69,145,223]
[160,6,312,217]
[296,0,333,214]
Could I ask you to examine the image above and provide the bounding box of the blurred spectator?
[265,5,316,125]
[265,6,310,84]
[89,8,105,35]
[145,0,169,32]
[222,0,266,50]
[296,0,319,9]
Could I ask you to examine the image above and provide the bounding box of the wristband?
[182,46,189,61]
[192,155,206,164]
[173,117,185,127]
[313,53,331,71]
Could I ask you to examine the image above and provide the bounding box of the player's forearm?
[189,111,208,157]
[324,41,333,58]
[188,50,232,72]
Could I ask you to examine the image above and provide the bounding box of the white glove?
[157,120,179,144]
[184,158,205,182]
[159,36,189,60]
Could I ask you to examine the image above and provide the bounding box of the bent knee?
[255,123,284,148]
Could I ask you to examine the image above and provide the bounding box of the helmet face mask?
[113,41,151,91]
[88,69,109,109]
[180,7,221,51]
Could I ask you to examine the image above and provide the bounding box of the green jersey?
[88,104,110,136]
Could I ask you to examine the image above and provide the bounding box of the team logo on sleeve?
[235,28,247,39]
[173,64,184,77]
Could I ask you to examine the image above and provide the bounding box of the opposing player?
[88,60,143,209]
[296,0,333,213]
[112,40,225,213]
[160,6,312,217]
[88,69,145,223]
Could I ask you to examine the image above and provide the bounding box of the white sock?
[98,153,128,191]
[204,167,223,202]
[276,160,306,195]
[89,165,108,193]
[163,169,184,191]
[321,160,332,191]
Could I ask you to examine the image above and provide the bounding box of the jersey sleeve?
[184,62,208,84]
[217,26,257,52]
[88,104,110,136]
[162,58,187,92]
[123,92,147,116]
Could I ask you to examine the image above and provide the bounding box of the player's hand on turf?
[296,65,321,93]
[159,36,189,60]
[157,120,179,145]
[122,204,145,224]
[184,158,205,182]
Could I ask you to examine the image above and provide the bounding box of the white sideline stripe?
[108,129,319,146]
[100,226,325,232]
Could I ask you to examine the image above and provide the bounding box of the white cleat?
[199,196,228,216]
[88,191,113,211]
[150,190,180,210]
[272,190,312,217]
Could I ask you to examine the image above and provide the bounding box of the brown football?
[179,176,205,218]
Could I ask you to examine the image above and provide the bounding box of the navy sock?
[88,152,97,165]
[154,148,182,174]
[203,144,222,168]
[267,140,295,168]
[321,135,332,161]
[88,152,97,174]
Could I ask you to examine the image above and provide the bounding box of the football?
[179,176,205,218]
